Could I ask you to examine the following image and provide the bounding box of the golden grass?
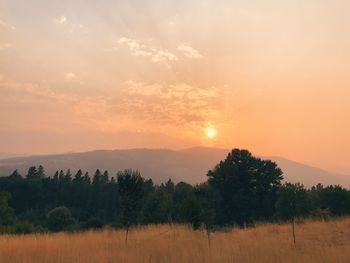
[1,218,350,263]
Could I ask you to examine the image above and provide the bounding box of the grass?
[1,218,350,263]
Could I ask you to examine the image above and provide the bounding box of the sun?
[205,127,217,139]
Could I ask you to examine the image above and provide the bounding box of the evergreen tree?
[0,191,15,225]
[117,170,144,230]
[37,165,45,178]
[9,170,22,180]
[26,166,38,179]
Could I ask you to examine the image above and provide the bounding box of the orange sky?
[1,0,350,174]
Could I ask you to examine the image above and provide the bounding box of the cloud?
[53,16,67,25]
[0,19,16,31]
[64,72,76,81]
[121,81,224,130]
[0,75,236,140]
[0,76,110,131]
[118,37,178,64]
[177,44,203,59]
[126,81,218,100]
[0,77,74,104]
[0,43,13,50]
[127,81,163,97]
[64,73,84,85]
[52,16,87,36]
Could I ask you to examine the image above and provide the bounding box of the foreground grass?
[1,218,350,263]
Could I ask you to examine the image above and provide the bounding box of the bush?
[14,221,35,234]
[47,206,76,232]
[84,217,104,230]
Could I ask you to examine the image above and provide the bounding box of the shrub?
[47,206,76,232]
[14,221,35,234]
[84,217,104,230]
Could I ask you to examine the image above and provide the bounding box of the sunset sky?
[1,0,350,174]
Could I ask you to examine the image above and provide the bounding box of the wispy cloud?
[121,81,223,129]
[52,16,87,37]
[0,19,16,31]
[53,16,67,25]
[118,37,178,64]
[177,44,203,59]
[0,75,235,140]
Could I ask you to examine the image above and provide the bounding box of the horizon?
[1,0,350,175]
[1,146,348,177]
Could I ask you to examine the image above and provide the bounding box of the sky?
[1,0,350,174]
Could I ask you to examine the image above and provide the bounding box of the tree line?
[0,149,349,234]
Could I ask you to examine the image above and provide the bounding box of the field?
[1,218,350,263]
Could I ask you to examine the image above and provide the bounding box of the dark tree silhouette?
[47,206,75,232]
[0,149,349,235]
[207,149,283,226]
[0,191,15,226]
[26,166,38,179]
[117,169,144,242]
[275,182,310,244]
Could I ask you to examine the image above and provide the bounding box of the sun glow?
[205,127,217,139]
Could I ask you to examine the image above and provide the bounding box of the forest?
[0,149,350,234]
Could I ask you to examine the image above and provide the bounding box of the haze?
[1,0,349,174]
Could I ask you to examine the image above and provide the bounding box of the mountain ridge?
[0,147,349,187]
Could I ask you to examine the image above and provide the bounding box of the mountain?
[0,147,349,187]
[265,156,350,188]
[0,153,26,160]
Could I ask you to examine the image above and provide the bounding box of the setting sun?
[1,1,350,262]
[205,127,217,139]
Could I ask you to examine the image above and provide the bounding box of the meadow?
[0,217,349,263]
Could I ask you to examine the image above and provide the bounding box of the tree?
[64,169,72,183]
[47,206,75,231]
[24,166,44,210]
[195,183,216,236]
[26,166,38,179]
[276,183,310,220]
[9,170,22,180]
[71,169,86,209]
[0,191,15,225]
[207,149,283,226]
[178,195,201,229]
[90,169,108,217]
[117,170,144,242]
[275,183,311,244]
[317,185,350,215]
[37,165,45,178]
[173,182,194,221]
[141,186,171,224]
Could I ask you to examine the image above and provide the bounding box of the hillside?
[0,147,349,187]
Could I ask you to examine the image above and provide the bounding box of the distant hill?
[0,147,349,187]
[0,153,26,160]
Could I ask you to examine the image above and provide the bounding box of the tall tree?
[26,166,38,179]
[0,191,15,226]
[37,165,45,178]
[275,183,311,244]
[117,169,144,241]
[207,149,283,226]
[9,170,22,180]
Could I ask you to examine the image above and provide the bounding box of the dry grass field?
[1,218,350,263]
